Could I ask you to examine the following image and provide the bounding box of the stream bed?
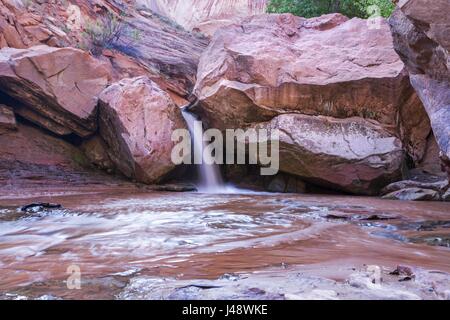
[0,190,449,300]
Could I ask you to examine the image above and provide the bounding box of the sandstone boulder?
[98,76,187,184]
[389,0,450,178]
[0,45,110,137]
[194,13,422,194]
[260,114,404,194]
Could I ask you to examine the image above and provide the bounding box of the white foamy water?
[181,110,230,193]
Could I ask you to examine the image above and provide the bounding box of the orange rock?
[0,45,110,137]
[194,13,426,194]
[390,0,450,179]
[98,77,188,183]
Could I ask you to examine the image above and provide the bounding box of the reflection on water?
[0,191,449,299]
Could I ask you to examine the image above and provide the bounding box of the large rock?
[194,13,424,194]
[144,0,268,36]
[389,0,450,178]
[98,76,187,184]
[260,114,404,194]
[0,45,110,137]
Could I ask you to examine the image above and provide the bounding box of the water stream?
[0,190,449,299]
[0,111,449,299]
[181,109,232,193]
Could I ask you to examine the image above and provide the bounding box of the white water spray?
[181,109,236,193]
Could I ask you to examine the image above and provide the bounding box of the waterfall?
[181,109,228,193]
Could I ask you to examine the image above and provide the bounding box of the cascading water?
[181,108,230,193]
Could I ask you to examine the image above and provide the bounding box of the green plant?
[82,12,141,56]
[267,0,395,18]
[83,12,125,55]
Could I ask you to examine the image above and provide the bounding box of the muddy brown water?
[0,190,449,299]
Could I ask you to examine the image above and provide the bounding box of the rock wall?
[141,0,268,35]
[0,1,196,190]
[389,0,450,179]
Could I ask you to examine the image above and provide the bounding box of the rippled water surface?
[0,191,449,299]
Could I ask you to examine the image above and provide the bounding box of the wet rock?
[325,213,397,222]
[118,265,448,300]
[0,104,16,133]
[0,45,110,137]
[381,177,448,195]
[443,189,450,202]
[390,265,415,278]
[382,188,441,201]
[409,234,450,248]
[150,183,198,192]
[21,203,62,213]
[98,76,187,184]
[218,273,242,281]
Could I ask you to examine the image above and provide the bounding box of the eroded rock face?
[0,122,120,192]
[194,13,424,194]
[144,0,268,36]
[389,0,450,177]
[99,76,187,184]
[0,45,110,137]
[0,0,70,49]
[80,135,115,173]
[0,104,16,133]
[0,0,208,100]
[260,114,404,194]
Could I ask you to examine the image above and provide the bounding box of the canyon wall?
[389,0,450,179]
[141,0,268,35]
